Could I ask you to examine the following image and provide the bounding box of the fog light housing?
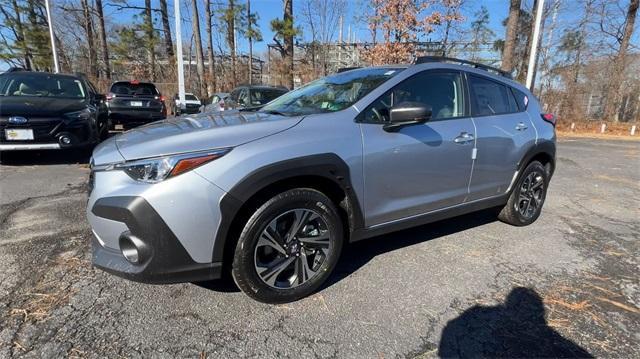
[118,232,148,264]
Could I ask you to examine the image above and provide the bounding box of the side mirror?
[383,102,432,132]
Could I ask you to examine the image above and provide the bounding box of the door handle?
[454,132,474,144]
[515,122,528,131]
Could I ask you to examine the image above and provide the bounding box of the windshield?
[251,88,286,105]
[260,67,404,115]
[110,82,159,96]
[0,73,86,99]
[185,94,198,101]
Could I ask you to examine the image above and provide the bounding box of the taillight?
[541,113,556,126]
[160,95,166,102]
[106,92,115,101]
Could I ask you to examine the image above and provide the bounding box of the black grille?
[0,119,62,141]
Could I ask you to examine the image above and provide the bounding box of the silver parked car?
[199,92,229,113]
[87,57,556,303]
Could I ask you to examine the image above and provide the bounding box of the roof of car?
[237,85,288,91]
[0,70,83,80]
[111,80,157,86]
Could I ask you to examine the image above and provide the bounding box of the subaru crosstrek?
[87,57,556,303]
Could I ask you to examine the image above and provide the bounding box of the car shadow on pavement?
[323,207,502,289]
[438,287,593,358]
[198,208,504,294]
[0,148,92,165]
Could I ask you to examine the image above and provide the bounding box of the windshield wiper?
[260,109,290,116]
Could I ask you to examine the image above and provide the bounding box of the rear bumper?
[90,196,222,283]
[108,109,166,125]
[0,143,61,151]
[179,107,200,114]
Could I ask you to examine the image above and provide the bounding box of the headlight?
[95,148,231,183]
[64,108,93,120]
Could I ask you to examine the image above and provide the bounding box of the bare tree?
[143,0,156,81]
[80,0,97,77]
[191,0,206,96]
[205,0,216,93]
[602,0,639,121]
[95,0,110,80]
[222,0,238,87]
[284,0,294,89]
[2,0,32,69]
[159,0,175,67]
[301,0,347,75]
[501,0,521,72]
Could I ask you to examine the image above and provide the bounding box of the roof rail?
[5,67,26,73]
[415,56,512,79]
[336,66,361,73]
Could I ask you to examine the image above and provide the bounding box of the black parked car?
[224,85,288,110]
[0,70,108,151]
[106,81,166,129]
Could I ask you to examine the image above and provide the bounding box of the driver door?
[359,70,476,226]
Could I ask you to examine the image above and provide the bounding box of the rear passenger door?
[466,73,537,201]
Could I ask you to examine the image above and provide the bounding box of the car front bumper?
[87,169,226,283]
[0,117,99,150]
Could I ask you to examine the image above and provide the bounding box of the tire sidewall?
[509,161,548,225]
[232,189,343,303]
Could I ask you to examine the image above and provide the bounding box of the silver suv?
[87,57,556,303]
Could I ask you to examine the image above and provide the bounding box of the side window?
[468,75,518,116]
[238,89,249,105]
[86,81,98,95]
[361,71,465,123]
[229,90,238,100]
[511,87,529,111]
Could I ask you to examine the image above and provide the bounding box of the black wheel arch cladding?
[212,153,364,263]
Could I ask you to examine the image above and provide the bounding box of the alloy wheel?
[515,171,545,219]
[254,209,331,289]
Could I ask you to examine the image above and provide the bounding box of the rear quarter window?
[511,88,529,111]
[110,82,159,96]
[468,75,519,116]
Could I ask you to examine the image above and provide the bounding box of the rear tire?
[498,161,548,226]
[232,188,343,304]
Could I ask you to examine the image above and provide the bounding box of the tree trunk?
[603,0,639,122]
[159,0,175,67]
[10,0,32,70]
[284,0,294,89]
[517,0,538,83]
[95,0,110,80]
[191,0,206,97]
[248,0,253,85]
[80,0,97,78]
[226,0,237,87]
[501,0,521,73]
[205,0,216,93]
[144,0,156,81]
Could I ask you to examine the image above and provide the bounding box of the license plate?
[130,101,143,107]
[5,129,34,140]
[114,124,124,130]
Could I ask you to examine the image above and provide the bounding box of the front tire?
[498,161,548,226]
[232,188,344,303]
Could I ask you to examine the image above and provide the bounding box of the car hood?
[0,96,87,117]
[112,111,303,161]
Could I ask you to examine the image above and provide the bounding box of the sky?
[101,0,511,55]
[5,0,636,71]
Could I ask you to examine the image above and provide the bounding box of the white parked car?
[172,93,201,116]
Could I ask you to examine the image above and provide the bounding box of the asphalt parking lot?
[0,137,638,358]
